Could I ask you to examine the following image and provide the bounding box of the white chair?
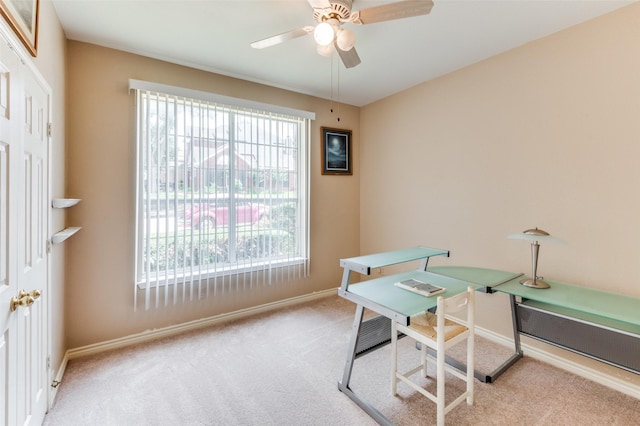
[391,286,475,426]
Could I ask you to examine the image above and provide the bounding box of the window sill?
[136,257,307,290]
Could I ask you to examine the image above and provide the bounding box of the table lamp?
[508,227,565,289]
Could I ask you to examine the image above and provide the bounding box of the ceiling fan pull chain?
[328,47,341,122]
[330,52,334,113]
[336,60,341,122]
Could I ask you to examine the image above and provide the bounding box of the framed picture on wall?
[0,0,39,56]
[321,127,352,175]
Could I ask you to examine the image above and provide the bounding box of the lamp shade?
[314,21,335,46]
[507,228,566,245]
[336,28,355,51]
[316,43,334,57]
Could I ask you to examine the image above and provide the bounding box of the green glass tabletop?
[428,266,523,288]
[497,278,640,327]
[346,270,482,318]
[340,246,449,274]
[429,265,640,327]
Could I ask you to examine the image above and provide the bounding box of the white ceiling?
[51,0,635,107]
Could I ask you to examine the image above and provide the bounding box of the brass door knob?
[19,289,41,300]
[10,295,35,312]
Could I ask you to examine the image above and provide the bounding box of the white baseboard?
[48,354,69,410]
[475,326,640,399]
[65,288,337,360]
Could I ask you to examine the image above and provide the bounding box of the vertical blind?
[130,80,313,310]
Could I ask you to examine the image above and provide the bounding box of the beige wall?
[361,4,640,384]
[27,0,640,388]
[65,42,360,348]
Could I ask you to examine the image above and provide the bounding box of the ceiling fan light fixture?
[250,0,435,69]
[316,43,334,57]
[336,28,355,51]
[314,21,335,46]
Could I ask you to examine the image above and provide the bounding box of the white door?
[0,32,50,426]
[0,34,20,426]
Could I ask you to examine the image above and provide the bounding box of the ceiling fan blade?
[336,45,361,69]
[355,0,434,25]
[251,26,314,49]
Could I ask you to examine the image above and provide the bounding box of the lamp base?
[519,278,550,289]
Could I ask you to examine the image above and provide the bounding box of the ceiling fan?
[250,0,434,69]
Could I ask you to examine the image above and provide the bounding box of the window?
[130,81,313,309]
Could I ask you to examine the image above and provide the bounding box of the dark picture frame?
[0,0,39,56]
[321,127,352,175]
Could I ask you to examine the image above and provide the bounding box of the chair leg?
[420,342,427,378]
[466,334,474,405]
[437,349,445,426]
[391,321,398,396]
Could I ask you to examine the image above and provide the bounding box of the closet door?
[0,35,21,426]
[17,44,49,426]
[0,32,49,426]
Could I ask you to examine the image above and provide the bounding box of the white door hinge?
[47,122,52,138]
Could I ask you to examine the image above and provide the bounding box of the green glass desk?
[495,277,640,374]
[337,248,508,426]
[431,266,640,374]
[496,278,640,326]
[339,251,640,425]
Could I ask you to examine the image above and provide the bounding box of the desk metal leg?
[510,295,523,352]
[338,304,394,426]
[482,294,524,382]
[339,304,364,387]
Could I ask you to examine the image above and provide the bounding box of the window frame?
[130,80,314,297]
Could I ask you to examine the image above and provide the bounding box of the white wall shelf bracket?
[52,198,81,208]
[51,227,81,244]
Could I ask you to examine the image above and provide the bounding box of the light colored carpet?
[43,295,640,426]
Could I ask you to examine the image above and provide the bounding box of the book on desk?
[394,278,445,297]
